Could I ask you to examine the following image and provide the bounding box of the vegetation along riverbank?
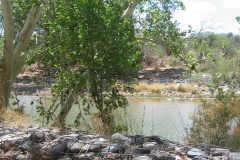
[1,0,240,159]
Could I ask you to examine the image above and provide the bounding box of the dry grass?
[148,83,165,93]
[177,84,198,94]
[134,81,198,94]
[133,81,149,92]
[89,115,105,135]
[0,109,29,128]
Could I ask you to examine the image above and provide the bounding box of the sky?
[173,0,240,34]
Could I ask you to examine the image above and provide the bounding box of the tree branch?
[121,0,140,18]
[12,4,42,80]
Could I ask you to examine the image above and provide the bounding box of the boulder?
[111,133,129,142]
[67,141,84,153]
[130,135,144,145]
[187,148,205,158]
[48,142,67,159]
[81,143,102,153]
[29,131,45,142]
[101,143,125,154]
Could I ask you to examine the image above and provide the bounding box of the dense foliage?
[36,0,141,131]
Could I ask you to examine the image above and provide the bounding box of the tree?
[134,0,185,56]
[0,0,183,132]
[236,16,240,24]
[0,0,42,107]
[32,0,185,131]
[39,0,140,131]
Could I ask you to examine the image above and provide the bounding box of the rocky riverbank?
[0,121,240,160]
[13,66,213,98]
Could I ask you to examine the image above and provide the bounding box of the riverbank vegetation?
[1,0,240,149]
[134,81,198,94]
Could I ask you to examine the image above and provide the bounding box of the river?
[11,96,199,142]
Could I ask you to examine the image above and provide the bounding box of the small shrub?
[177,84,187,92]
[191,88,198,94]
[187,72,240,148]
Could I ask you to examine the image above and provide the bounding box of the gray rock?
[187,148,205,158]
[111,133,129,142]
[130,135,144,145]
[84,134,97,139]
[92,137,108,144]
[62,133,79,141]
[134,148,151,154]
[29,131,45,142]
[76,152,95,159]
[193,156,208,160]
[47,131,58,140]
[228,152,240,160]
[101,143,125,154]
[210,148,229,156]
[134,156,151,160]
[81,143,102,153]
[151,150,175,160]
[16,153,30,159]
[145,136,163,144]
[19,140,35,152]
[211,157,223,160]
[58,155,72,160]
[40,142,52,151]
[25,126,39,132]
[67,141,84,153]
[48,142,67,159]
[142,142,157,149]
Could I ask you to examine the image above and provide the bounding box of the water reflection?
[125,98,198,142]
[11,96,199,142]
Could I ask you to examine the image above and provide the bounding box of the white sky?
[173,0,240,34]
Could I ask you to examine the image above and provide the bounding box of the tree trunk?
[0,1,42,108]
[54,88,79,126]
[0,0,14,107]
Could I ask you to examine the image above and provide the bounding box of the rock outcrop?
[0,123,239,159]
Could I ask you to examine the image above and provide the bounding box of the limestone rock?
[187,148,205,158]
[81,143,102,153]
[111,133,129,142]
